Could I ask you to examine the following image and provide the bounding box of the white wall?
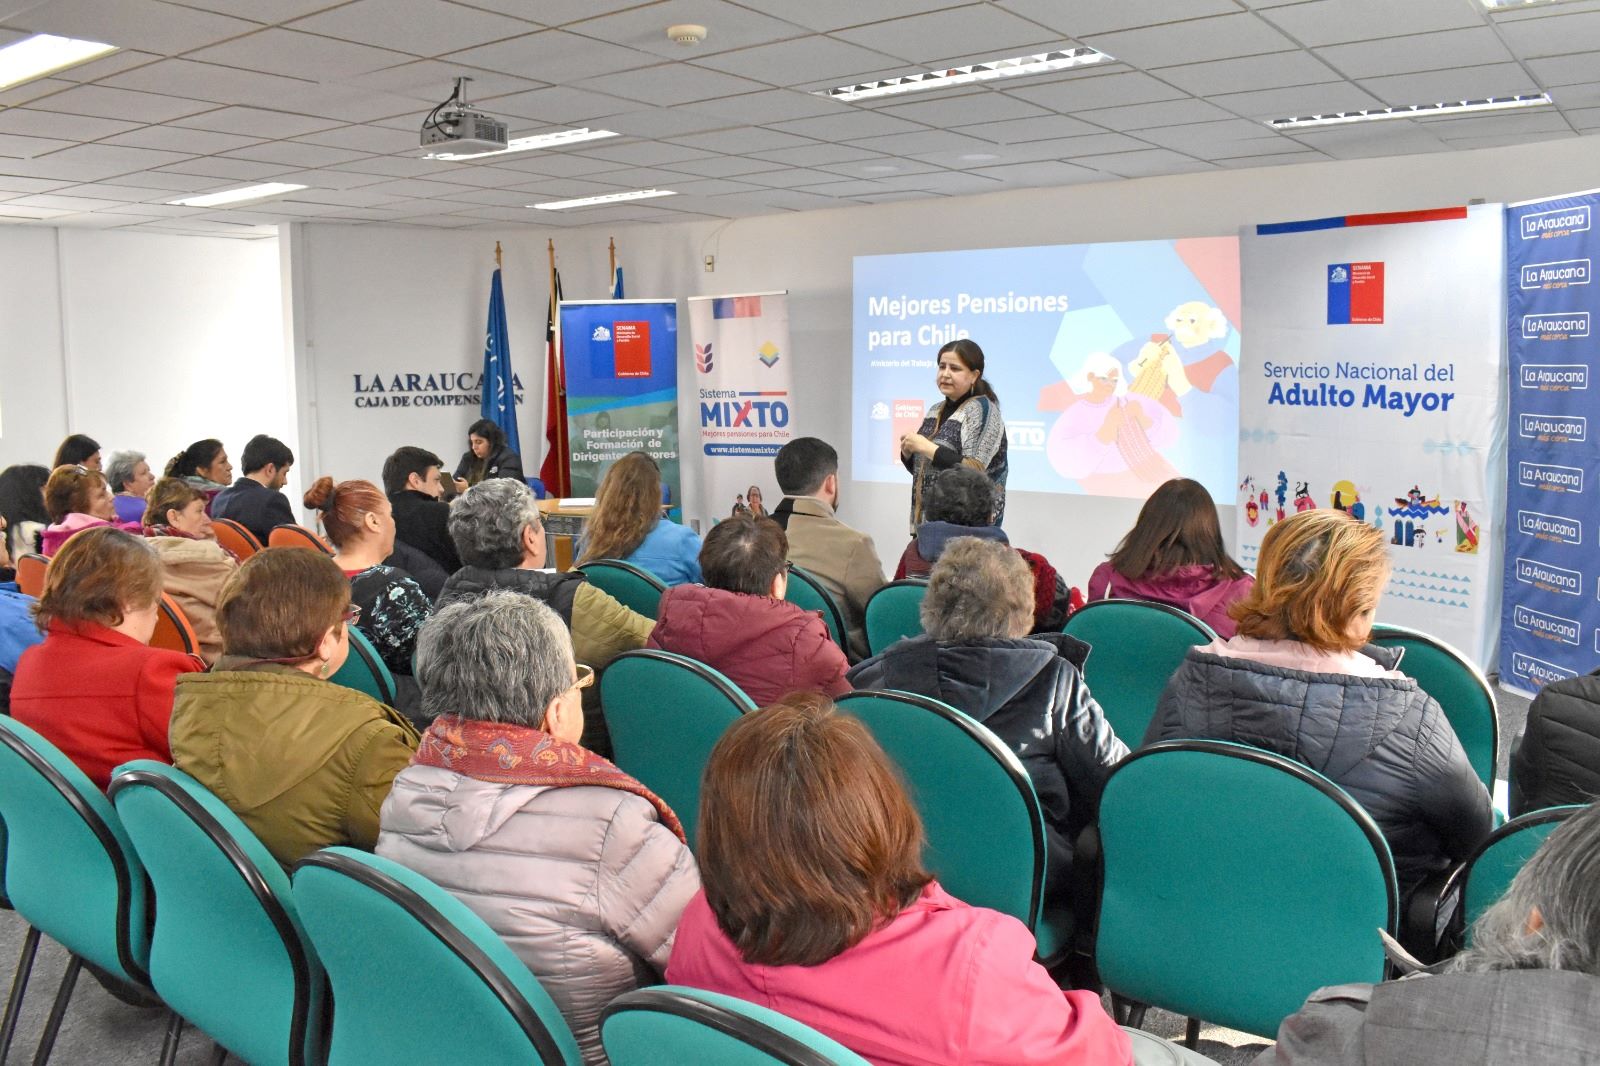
[289,131,1600,588]
[0,228,293,506]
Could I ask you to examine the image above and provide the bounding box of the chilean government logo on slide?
[1327,261,1384,324]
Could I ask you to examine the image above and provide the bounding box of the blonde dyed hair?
[1230,509,1388,654]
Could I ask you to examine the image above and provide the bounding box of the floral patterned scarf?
[414,714,686,843]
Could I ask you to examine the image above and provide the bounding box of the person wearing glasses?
[379,592,697,1066]
[169,548,420,868]
[39,463,140,556]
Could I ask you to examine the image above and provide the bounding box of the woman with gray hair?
[105,450,156,524]
[378,591,699,1066]
[1261,802,1600,1064]
[849,536,1126,900]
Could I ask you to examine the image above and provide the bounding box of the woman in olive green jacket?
[169,548,419,868]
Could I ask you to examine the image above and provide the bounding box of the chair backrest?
[328,626,397,706]
[109,761,323,1066]
[14,553,47,598]
[600,650,756,848]
[212,518,262,560]
[0,717,150,984]
[835,691,1045,932]
[1369,623,1498,790]
[1095,740,1397,1040]
[1461,804,1583,938]
[1062,599,1216,745]
[601,987,870,1066]
[292,848,582,1066]
[863,580,927,656]
[269,524,334,554]
[578,559,667,619]
[150,592,201,656]
[784,565,847,649]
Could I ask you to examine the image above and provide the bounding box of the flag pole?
[548,237,568,495]
[495,240,502,270]
[608,236,616,290]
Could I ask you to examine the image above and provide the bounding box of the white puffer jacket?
[377,765,700,1065]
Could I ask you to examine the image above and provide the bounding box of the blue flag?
[482,268,520,454]
[611,262,624,300]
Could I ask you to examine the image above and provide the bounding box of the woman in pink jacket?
[1087,477,1253,636]
[667,692,1131,1066]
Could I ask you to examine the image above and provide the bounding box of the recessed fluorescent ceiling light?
[1268,94,1552,129]
[167,182,308,208]
[530,189,676,210]
[1482,0,1583,7]
[815,47,1111,102]
[425,126,620,161]
[0,33,118,91]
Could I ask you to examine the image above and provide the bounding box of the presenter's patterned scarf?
[415,713,686,843]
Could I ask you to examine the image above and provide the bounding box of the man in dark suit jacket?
[383,446,460,574]
[210,434,295,544]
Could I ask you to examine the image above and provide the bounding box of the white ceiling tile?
[437,187,537,207]
[0,0,258,55]
[154,156,295,180]
[489,152,630,177]
[1564,107,1600,129]
[1530,53,1600,86]
[580,140,719,165]
[290,0,537,55]
[1084,14,1298,67]
[49,212,148,227]
[0,109,139,140]
[658,154,785,177]
[164,0,345,22]
[287,186,407,206]
[661,176,765,196]
[768,110,929,141]
[1157,50,1342,97]
[1217,151,1325,169]
[28,83,217,122]
[58,180,179,199]
[1420,109,1574,138]
[921,130,1148,165]
[1040,131,1158,157]
[101,57,311,106]
[668,126,815,153]
[967,159,1104,186]
[873,171,1003,195]
[997,0,1240,37]
[0,132,75,157]
[1288,122,1451,159]
[1258,0,1485,48]
[1359,63,1540,105]
[571,1,806,60]
[835,5,1063,64]
[1076,97,1236,132]
[45,49,163,83]
[170,107,340,138]
[1316,27,1513,80]
[760,132,938,159]
[350,176,480,198]
[694,35,905,86]
[692,88,843,124]
[1437,129,1578,151]
[485,85,638,123]
[949,113,1103,143]
[803,177,897,197]
[1073,148,1215,178]
[754,0,937,34]
[1210,82,1385,121]
[385,163,522,187]
[573,63,768,106]
[1499,10,1600,59]
[7,191,121,210]
[100,125,262,153]
[99,170,229,191]
[446,30,659,82]
[324,155,448,177]
[0,76,74,108]
[294,124,420,154]
[0,202,72,217]
[1552,82,1600,108]
[222,141,374,167]
[33,142,195,170]
[248,85,421,123]
[0,174,72,193]
[592,107,736,138]
[738,166,850,187]
[188,28,416,79]
[879,90,1052,126]
[1008,70,1187,111]
[1133,118,1287,151]
[581,165,691,186]
[342,60,542,103]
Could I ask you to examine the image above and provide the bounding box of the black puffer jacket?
[847,632,1129,889]
[1147,646,1493,897]
[1510,671,1600,816]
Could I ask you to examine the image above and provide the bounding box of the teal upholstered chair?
[1370,623,1498,790]
[578,560,668,619]
[601,987,870,1066]
[0,718,157,1065]
[1094,740,1397,1042]
[1062,599,1216,746]
[1434,804,1585,954]
[0,817,41,1066]
[292,848,582,1066]
[327,627,398,706]
[863,580,927,656]
[784,565,847,650]
[834,691,1067,960]
[109,761,325,1066]
[601,650,756,848]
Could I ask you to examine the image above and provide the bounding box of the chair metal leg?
[1109,994,1128,1025]
[207,1041,228,1065]
[158,1012,183,1066]
[0,926,40,1065]
[1125,1003,1148,1031]
[1185,1017,1202,1049]
[29,954,80,1066]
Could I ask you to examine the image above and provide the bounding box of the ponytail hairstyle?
[938,339,999,408]
[302,476,386,549]
[166,439,225,479]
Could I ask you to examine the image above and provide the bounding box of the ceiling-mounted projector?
[421,76,508,155]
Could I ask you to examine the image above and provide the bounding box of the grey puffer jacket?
[1147,646,1493,897]
[376,765,700,1065]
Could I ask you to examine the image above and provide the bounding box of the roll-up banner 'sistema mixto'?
[557,299,680,505]
[1502,189,1600,695]
[1239,205,1507,669]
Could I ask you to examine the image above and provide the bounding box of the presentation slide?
[852,238,1240,501]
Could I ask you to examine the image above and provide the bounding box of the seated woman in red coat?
[667,693,1132,1066]
[646,513,848,705]
[10,526,204,789]
[1087,477,1253,636]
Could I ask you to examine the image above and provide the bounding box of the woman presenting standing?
[900,339,1008,529]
